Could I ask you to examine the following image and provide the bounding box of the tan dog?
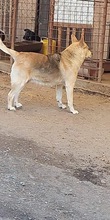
[0,29,91,114]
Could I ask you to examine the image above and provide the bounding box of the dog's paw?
[15,103,22,109]
[71,109,79,114]
[58,102,66,109]
[69,107,79,114]
[61,104,67,109]
[8,106,16,111]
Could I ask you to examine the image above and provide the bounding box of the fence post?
[11,0,18,50]
[98,0,108,83]
[48,0,55,54]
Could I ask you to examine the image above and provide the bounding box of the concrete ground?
[0,73,110,220]
[76,73,110,97]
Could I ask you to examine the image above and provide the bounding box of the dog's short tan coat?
[0,30,91,114]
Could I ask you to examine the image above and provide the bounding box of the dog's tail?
[0,38,19,60]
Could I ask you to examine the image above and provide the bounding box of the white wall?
[54,0,94,24]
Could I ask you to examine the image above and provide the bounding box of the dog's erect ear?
[79,29,85,46]
[71,29,78,43]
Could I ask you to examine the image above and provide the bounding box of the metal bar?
[48,0,55,54]
[34,0,39,35]
[10,0,18,65]
[1,0,4,30]
[98,0,108,83]
[57,26,62,52]
[66,27,70,47]
[53,22,92,29]
[11,0,18,50]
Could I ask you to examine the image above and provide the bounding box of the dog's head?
[23,29,35,40]
[23,29,40,41]
[70,29,92,59]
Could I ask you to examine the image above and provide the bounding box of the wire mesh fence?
[0,0,110,82]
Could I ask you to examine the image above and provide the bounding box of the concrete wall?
[54,0,94,24]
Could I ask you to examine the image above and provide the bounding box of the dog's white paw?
[69,107,79,114]
[58,102,67,109]
[61,104,67,109]
[8,106,16,111]
[15,103,22,109]
[71,109,79,114]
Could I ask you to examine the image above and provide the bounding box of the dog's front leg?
[65,83,78,114]
[56,85,66,109]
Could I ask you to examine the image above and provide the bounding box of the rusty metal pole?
[10,0,18,65]
[11,0,18,50]
[48,0,55,54]
[98,0,108,83]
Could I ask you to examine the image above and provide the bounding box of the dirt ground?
[0,72,110,220]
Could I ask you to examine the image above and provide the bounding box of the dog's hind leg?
[56,85,66,109]
[8,85,17,111]
[65,82,78,114]
[14,91,22,109]
[13,85,25,109]
[8,83,24,110]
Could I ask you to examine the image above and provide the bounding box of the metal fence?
[0,0,110,82]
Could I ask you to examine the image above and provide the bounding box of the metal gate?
[0,0,110,82]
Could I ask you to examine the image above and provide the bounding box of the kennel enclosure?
[0,0,110,82]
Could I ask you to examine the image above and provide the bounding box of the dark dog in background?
[0,30,5,41]
[23,29,40,41]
